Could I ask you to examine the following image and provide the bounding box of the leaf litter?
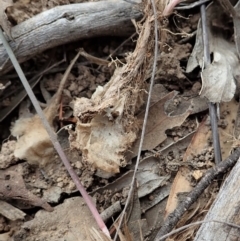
[186,1,240,102]
[0,0,240,240]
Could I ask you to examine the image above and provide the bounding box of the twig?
[157,219,240,240]
[200,4,222,165]
[113,0,159,240]
[100,201,122,222]
[107,32,137,59]
[162,0,179,16]
[153,147,240,241]
[0,28,110,238]
[163,0,211,16]
[79,48,110,66]
[174,0,210,10]
[0,59,65,122]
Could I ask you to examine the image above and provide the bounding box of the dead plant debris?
[0,0,240,240]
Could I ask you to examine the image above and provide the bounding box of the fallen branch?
[0,0,142,74]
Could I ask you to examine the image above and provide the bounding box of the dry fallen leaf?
[217,0,240,58]
[165,98,238,217]
[130,91,191,157]
[0,0,13,38]
[127,180,149,241]
[219,99,239,159]
[165,117,211,217]
[11,51,81,167]
[200,38,238,102]
[0,166,53,212]
[186,1,240,102]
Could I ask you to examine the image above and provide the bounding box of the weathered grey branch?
[0,0,142,74]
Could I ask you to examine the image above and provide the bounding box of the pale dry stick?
[107,32,137,60]
[113,0,159,239]
[79,48,110,66]
[100,201,122,222]
[157,220,240,240]
[163,0,182,16]
[42,50,82,121]
[217,0,237,17]
[0,29,110,237]
[174,0,210,10]
[200,5,222,165]
[163,0,210,15]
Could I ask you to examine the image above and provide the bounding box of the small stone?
[75,161,82,169]
[177,131,183,137]
[63,179,68,184]
[173,136,179,142]
[57,177,63,183]
[69,181,75,190]
[57,182,64,188]
[36,189,41,194]
[149,195,154,201]
[167,156,173,161]
[68,82,77,91]
[192,82,201,93]
[172,131,176,136]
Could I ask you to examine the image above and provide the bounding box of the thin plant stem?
[113,0,159,239]
[0,28,110,237]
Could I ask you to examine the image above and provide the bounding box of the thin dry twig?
[157,219,240,240]
[113,0,159,239]
[153,147,240,241]
[163,0,181,16]
[217,0,238,17]
[0,28,110,237]
[200,4,222,165]
[0,59,65,122]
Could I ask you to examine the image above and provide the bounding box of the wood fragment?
[0,0,142,74]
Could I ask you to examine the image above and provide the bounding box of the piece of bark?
[0,0,142,74]
[0,200,25,221]
[194,158,240,241]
